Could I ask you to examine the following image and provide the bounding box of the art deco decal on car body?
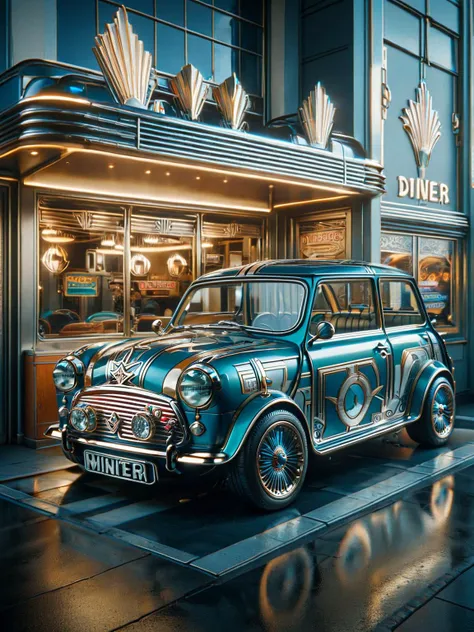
[46,260,455,511]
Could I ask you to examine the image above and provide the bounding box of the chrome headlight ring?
[69,405,97,433]
[178,364,221,410]
[131,412,156,441]
[53,356,85,392]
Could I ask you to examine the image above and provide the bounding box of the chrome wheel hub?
[257,422,305,499]
[431,384,454,438]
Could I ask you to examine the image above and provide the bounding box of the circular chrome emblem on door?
[327,370,384,428]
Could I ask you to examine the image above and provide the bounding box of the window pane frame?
[379,278,426,329]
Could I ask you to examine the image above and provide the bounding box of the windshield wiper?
[209,320,248,330]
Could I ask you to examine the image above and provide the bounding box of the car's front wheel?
[405,376,455,447]
[229,410,308,511]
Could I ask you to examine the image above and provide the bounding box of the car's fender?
[408,360,455,421]
[221,390,309,461]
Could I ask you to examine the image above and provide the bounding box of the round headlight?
[69,406,96,432]
[131,413,154,441]
[179,368,214,408]
[53,360,77,392]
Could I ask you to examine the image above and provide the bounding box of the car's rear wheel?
[405,376,455,447]
[229,410,308,511]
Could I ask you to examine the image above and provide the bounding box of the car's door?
[307,277,391,448]
[378,277,434,421]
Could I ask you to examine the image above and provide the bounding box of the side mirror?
[427,312,437,326]
[152,319,164,336]
[309,320,335,345]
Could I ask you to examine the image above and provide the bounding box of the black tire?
[405,377,455,447]
[228,409,308,511]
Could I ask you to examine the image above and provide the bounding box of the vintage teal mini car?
[46,260,456,510]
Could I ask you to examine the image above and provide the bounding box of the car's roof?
[200,259,412,279]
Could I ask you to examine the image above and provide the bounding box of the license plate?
[83,450,156,485]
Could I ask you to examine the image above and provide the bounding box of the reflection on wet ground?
[2,430,474,630]
[123,469,474,632]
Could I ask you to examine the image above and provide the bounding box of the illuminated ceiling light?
[22,147,361,197]
[30,150,39,156]
[42,245,69,274]
[202,242,213,248]
[41,229,75,244]
[108,163,115,169]
[145,169,151,175]
[196,176,201,180]
[143,234,159,245]
[273,194,349,209]
[166,172,171,176]
[101,234,116,247]
[131,243,192,253]
[223,179,228,183]
[130,254,151,276]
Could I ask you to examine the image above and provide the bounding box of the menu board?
[64,274,99,297]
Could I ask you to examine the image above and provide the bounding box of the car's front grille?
[72,386,186,447]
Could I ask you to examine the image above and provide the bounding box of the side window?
[310,280,379,335]
[380,280,425,328]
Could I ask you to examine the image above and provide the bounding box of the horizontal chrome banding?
[73,386,185,447]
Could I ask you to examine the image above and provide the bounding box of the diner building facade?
[0,0,471,446]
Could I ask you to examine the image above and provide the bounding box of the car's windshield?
[173,280,306,333]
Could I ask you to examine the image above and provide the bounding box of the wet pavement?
[2,427,474,630]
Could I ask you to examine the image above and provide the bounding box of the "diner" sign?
[397,176,450,204]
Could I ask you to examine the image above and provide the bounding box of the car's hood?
[84,329,300,397]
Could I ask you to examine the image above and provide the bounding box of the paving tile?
[1,553,210,632]
[265,515,325,543]
[0,518,147,610]
[304,495,370,525]
[61,493,127,514]
[108,528,198,564]
[0,483,31,501]
[5,469,83,494]
[0,498,48,531]
[396,597,474,631]
[20,497,62,516]
[86,499,174,529]
[191,531,283,576]
[436,566,474,611]
[322,465,404,496]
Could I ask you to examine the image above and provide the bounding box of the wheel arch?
[221,392,311,463]
[408,361,455,421]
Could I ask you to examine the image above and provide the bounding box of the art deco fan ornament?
[93,5,155,109]
[170,64,209,121]
[400,81,441,178]
[299,83,336,149]
[212,74,250,131]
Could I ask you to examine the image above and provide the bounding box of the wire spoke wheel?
[431,383,454,438]
[257,422,305,499]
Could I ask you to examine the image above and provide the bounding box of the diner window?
[381,232,456,329]
[38,205,125,338]
[201,217,262,275]
[380,280,425,328]
[130,212,196,333]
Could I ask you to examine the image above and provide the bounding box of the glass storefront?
[37,198,263,338]
[381,232,457,329]
[39,204,125,338]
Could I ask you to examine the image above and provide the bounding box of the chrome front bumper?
[44,424,228,466]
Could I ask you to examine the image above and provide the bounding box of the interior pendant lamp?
[42,245,70,274]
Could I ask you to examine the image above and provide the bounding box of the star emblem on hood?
[108,348,142,385]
